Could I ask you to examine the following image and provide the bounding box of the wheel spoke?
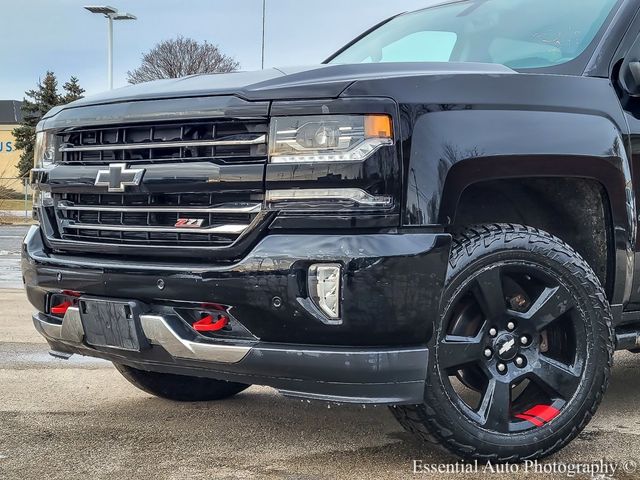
[439,335,484,370]
[532,355,581,400]
[473,267,507,319]
[478,378,512,431]
[511,285,574,332]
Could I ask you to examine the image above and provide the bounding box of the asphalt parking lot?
[1,225,640,479]
[0,225,26,290]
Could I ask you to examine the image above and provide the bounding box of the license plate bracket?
[79,298,149,352]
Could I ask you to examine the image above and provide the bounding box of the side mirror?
[620,60,640,97]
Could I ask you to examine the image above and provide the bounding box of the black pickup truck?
[23,0,640,462]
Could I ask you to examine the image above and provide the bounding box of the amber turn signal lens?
[364,115,393,139]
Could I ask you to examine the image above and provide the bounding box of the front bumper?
[22,226,451,404]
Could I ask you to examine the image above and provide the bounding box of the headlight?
[33,131,57,169]
[269,114,393,163]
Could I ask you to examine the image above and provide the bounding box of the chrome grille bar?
[63,223,250,234]
[59,135,267,152]
[57,202,262,214]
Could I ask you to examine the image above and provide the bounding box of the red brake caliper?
[515,404,561,427]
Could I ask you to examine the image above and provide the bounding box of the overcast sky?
[1,0,438,100]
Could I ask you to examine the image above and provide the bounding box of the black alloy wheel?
[392,224,614,462]
[440,260,585,434]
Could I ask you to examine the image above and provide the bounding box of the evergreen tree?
[12,72,85,177]
[62,77,85,104]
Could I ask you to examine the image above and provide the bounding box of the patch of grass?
[0,214,36,225]
[0,199,33,211]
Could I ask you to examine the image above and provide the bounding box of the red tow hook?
[193,314,229,333]
[51,300,72,315]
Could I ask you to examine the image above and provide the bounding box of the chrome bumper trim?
[34,306,86,344]
[33,310,251,364]
[139,315,250,364]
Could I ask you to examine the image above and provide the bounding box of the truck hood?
[58,62,515,112]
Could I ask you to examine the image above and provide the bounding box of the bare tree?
[127,36,240,84]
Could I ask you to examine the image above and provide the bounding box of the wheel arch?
[439,158,632,305]
[402,108,634,306]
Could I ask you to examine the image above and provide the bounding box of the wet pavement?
[1,225,639,479]
[1,296,639,480]
[0,225,28,290]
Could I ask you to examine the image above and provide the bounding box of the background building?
[0,100,23,194]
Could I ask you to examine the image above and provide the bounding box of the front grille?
[58,120,268,165]
[45,117,268,255]
[53,192,263,248]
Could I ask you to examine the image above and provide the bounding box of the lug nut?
[497,363,507,373]
[515,356,526,368]
[520,335,530,346]
[484,348,493,359]
[489,328,498,338]
[509,293,529,311]
[507,321,516,331]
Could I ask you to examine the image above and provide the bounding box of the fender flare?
[403,108,634,305]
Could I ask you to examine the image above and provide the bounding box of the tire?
[392,224,614,462]
[114,363,250,402]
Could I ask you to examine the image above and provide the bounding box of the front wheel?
[114,363,250,402]
[392,224,614,462]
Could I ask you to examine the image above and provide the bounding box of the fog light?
[308,264,341,319]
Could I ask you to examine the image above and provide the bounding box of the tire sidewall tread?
[392,223,614,462]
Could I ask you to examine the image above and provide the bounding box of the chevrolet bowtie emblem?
[499,338,516,356]
[95,163,145,192]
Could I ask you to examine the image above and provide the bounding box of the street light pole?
[84,6,137,90]
[261,0,266,69]
[107,14,114,89]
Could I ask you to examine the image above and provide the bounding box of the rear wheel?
[114,363,250,402]
[392,224,614,461]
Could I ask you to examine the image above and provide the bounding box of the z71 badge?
[175,218,204,228]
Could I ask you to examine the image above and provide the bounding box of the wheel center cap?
[495,333,518,361]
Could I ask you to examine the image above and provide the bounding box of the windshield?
[329,0,620,71]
